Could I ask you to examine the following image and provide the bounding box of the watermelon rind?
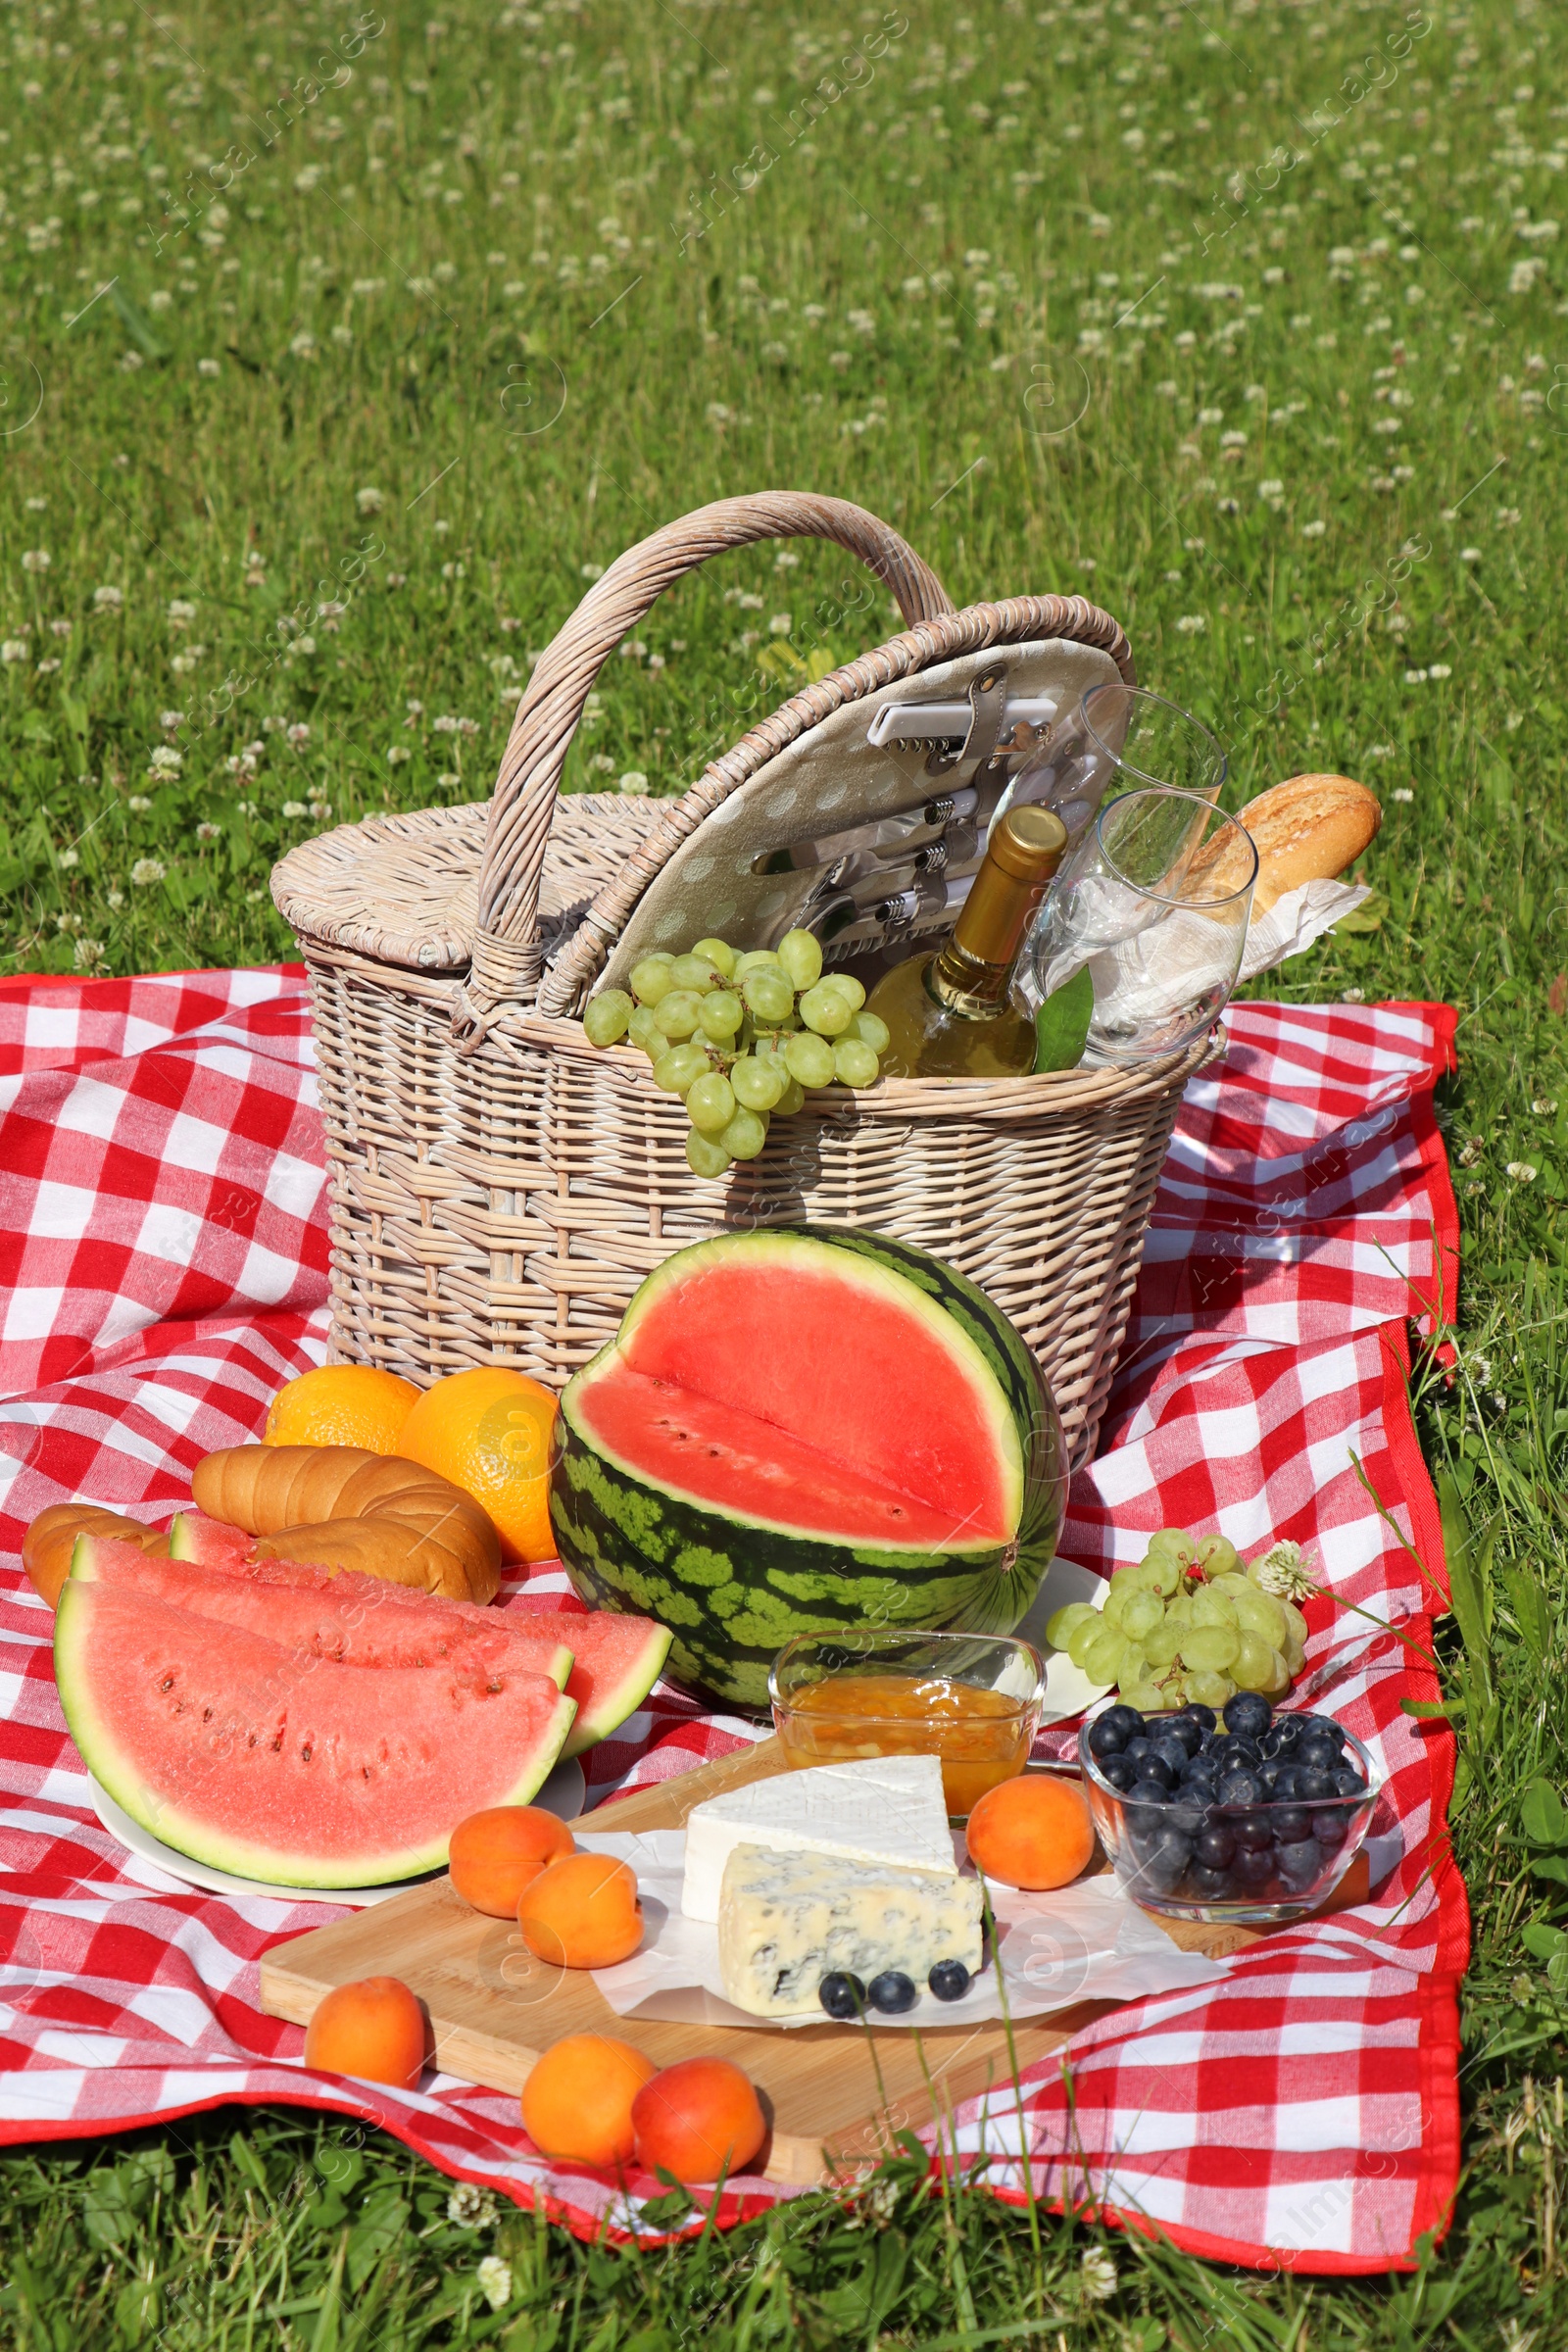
[54,1581,577,1887]
[549,1225,1065,1711]
[557,1618,673,1757]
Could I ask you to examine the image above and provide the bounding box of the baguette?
[191,1446,503,1604]
[23,1505,165,1610]
[1237,772,1382,915]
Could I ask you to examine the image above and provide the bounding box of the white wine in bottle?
[863,806,1069,1077]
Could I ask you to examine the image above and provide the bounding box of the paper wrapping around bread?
[1235,773,1382,916]
[191,1446,503,1604]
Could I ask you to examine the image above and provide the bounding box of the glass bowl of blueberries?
[1077,1690,1381,1924]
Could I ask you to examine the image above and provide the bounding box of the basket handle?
[455,494,955,1040]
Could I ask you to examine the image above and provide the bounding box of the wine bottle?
[863,806,1068,1077]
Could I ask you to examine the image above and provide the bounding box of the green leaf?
[1437,1469,1494,1697]
[1033,965,1094,1073]
[1503,1560,1551,1659]
[1530,1855,1568,1886]
[346,2189,409,2291]
[1335,889,1387,933]
[19,711,54,748]
[1521,1921,1568,1961]
[1522,1778,1568,1847]
[110,281,169,361]
[1401,1696,1457,1720]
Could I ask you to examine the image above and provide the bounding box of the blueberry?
[1179,1702,1217,1734]
[1234,1844,1276,1887]
[1234,1810,1273,1848]
[1270,1715,1302,1749]
[867,1970,918,2015]
[1270,1765,1302,1801]
[1101,1755,1137,1792]
[1271,1804,1311,1842]
[1088,1716,1128,1759]
[1196,1823,1237,1867]
[1151,1743,1191,1787]
[1124,1737,1160,1774]
[1223,1691,1273,1741]
[1187,1864,1234,1901]
[1334,1767,1368,1798]
[1312,1809,1349,1847]
[1141,1831,1193,1892]
[1297,1768,1337,1804]
[1218,1771,1263,1806]
[1296,1743,1339,1782]
[1165,1714,1205,1755]
[819,1971,866,2019]
[1222,1736,1263,1767]
[1276,1838,1322,1886]
[1257,1761,1282,1794]
[1128,1777,1174,1807]
[928,1959,972,2002]
[1102,1703,1146,1742]
[1303,1716,1348,1748]
[1169,1792,1210,1838]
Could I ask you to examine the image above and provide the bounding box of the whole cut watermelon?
[549,1226,1065,1710]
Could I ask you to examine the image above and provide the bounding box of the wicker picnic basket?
[273,494,1214,1470]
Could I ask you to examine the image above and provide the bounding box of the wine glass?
[1018,786,1257,1063]
[997,682,1227,850]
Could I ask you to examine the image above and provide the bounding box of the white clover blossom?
[1079,2247,1119,2303]
[1250,1540,1323,1600]
[130,858,167,886]
[1507,1162,1539,1184]
[21,549,50,572]
[476,2256,512,2311]
[93,584,123,610]
[618,770,649,796]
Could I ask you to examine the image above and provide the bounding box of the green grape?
[849,1009,891,1054]
[1119,1680,1171,1715]
[692,936,736,977]
[1142,1621,1183,1668]
[733,950,783,980]
[1120,1591,1165,1643]
[654,989,706,1041]
[652,1044,710,1095]
[1194,1535,1240,1581]
[1065,1617,1103,1671]
[719,1105,769,1160]
[1046,1601,1099,1650]
[1283,1637,1306,1678]
[798,982,853,1038]
[1163,1592,1195,1631]
[833,1038,880,1088]
[742,968,795,1025]
[730,1054,786,1111]
[669,953,719,995]
[1081,1624,1128,1685]
[582,989,633,1047]
[1146,1528,1196,1571]
[775,1075,806,1116]
[1137,1551,1185,1600]
[1229,1585,1289,1648]
[686,1129,733,1180]
[1183,1670,1236,1710]
[776,928,824,991]
[630,956,677,1005]
[686,1072,737,1134]
[1229,1632,1285,1693]
[1279,1597,1309,1648]
[1177,1625,1241,1674]
[821,972,866,1011]
[628,1004,664,1055]
[1119,1644,1149,1687]
[784,1032,836,1089]
[1101,1578,1135,1630]
[699,990,746,1043]
[1190,1589,1238,1630]
[1259,1644,1291,1695]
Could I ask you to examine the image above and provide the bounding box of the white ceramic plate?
[1015,1553,1115,1721]
[89,1757,587,1908]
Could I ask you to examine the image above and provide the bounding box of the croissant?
[23,1506,166,1609]
[191,1446,503,1605]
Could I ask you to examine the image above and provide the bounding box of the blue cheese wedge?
[717,1842,984,2019]
[680,1755,955,1924]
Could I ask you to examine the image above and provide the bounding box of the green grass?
[3,0,1568,2340]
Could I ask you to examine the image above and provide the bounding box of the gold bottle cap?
[987,805,1069,881]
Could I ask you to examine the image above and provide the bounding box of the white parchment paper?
[571,1826,1224,2033]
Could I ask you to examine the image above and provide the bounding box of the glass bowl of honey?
[769,1630,1047,1818]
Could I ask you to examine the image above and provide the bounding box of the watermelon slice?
[55,1580,576,1886]
[69,1540,669,1756]
[168,1509,255,1570]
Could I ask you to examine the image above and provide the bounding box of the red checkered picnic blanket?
[0,969,1464,2274]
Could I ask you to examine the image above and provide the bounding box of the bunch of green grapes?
[1046,1529,1312,1716]
[580,928,890,1180]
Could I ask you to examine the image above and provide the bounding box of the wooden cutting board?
[259,1740,1367,2187]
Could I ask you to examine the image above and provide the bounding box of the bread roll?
[1237,773,1382,916]
[191,1446,503,1604]
[23,1505,165,1610]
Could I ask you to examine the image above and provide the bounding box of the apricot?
[518,1851,643,1969]
[631,2057,767,2184]
[304,1976,429,2090]
[521,2033,658,2167]
[449,1805,575,1918]
[965,1773,1097,1891]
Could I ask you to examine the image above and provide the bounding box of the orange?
[518,1851,643,1969]
[304,1976,429,2089]
[631,2057,767,2183]
[397,1367,560,1564]
[449,1805,575,1918]
[965,1774,1097,1891]
[265,1363,419,1454]
[521,2034,658,2167]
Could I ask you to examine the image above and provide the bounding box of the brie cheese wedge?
[680,1754,954,1923]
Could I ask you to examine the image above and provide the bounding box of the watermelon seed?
[300,1743,313,1762]
[160,1676,174,1692]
